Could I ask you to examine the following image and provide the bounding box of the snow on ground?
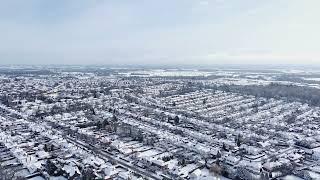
[303,77,320,81]
[28,176,46,180]
[179,163,198,177]
[165,158,179,170]
[120,70,213,77]
[49,176,68,180]
[137,149,160,158]
[281,175,304,180]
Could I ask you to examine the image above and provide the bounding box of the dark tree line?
[211,83,320,106]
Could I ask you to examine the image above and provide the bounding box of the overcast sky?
[0,0,319,65]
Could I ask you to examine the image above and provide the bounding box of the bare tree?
[210,163,222,180]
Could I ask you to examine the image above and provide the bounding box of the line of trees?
[212,83,320,106]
